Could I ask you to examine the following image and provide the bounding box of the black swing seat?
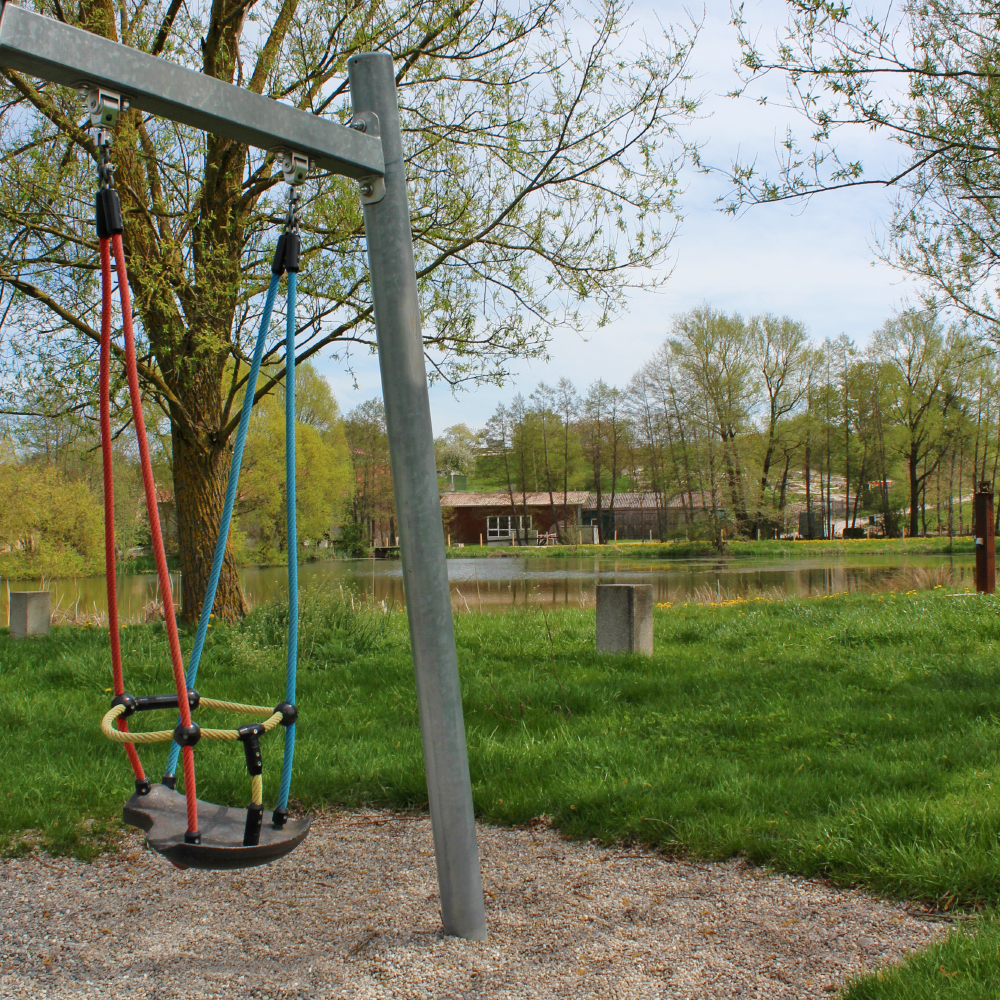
[123,783,310,871]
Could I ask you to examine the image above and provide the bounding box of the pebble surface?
[1,810,946,999]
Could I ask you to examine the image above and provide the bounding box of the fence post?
[975,482,996,594]
[348,53,487,941]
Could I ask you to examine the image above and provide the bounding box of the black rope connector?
[238,723,265,775]
[173,722,201,747]
[243,803,264,847]
[161,774,177,790]
[135,778,151,796]
[271,233,288,275]
[274,702,298,727]
[132,689,200,713]
[111,692,138,718]
[95,188,124,238]
[272,807,288,829]
[184,830,201,845]
[271,232,300,275]
[283,232,300,273]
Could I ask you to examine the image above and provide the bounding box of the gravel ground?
[1,809,947,999]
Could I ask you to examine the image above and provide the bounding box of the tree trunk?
[172,423,247,624]
[909,446,921,538]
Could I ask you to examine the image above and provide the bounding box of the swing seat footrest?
[123,783,310,871]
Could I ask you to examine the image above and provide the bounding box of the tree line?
[1,363,356,580]
[435,305,996,542]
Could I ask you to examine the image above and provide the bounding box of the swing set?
[95,127,310,869]
[0,1,488,936]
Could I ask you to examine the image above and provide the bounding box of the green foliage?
[335,521,368,559]
[343,398,395,542]
[239,363,353,558]
[0,461,104,579]
[729,0,1000,332]
[445,534,975,560]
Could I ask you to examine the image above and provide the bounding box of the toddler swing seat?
[123,783,310,870]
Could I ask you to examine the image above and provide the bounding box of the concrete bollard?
[596,584,653,655]
[9,591,51,638]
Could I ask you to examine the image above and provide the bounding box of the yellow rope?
[100,704,283,745]
[101,698,284,816]
[199,697,274,716]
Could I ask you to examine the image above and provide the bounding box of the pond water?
[1,551,976,624]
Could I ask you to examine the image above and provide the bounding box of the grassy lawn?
[445,535,975,560]
[3,588,1000,995]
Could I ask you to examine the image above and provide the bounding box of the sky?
[316,0,917,433]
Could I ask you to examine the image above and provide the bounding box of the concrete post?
[596,584,653,655]
[348,53,487,942]
[9,591,51,637]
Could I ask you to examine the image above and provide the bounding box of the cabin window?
[486,515,532,539]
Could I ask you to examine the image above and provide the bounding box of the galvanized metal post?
[348,52,487,942]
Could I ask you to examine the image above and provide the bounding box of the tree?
[626,367,668,535]
[529,382,567,543]
[0,0,700,620]
[0,461,104,577]
[753,315,811,517]
[873,308,967,536]
[344,399,394,544]
[482,402,523,523]
[435,424,477,482]
[727,0,1000,328]
[670,306,756,528]
[555,378,582,514]
[580,379,627,542]
[240,364,352,562]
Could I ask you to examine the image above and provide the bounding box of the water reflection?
[1,552,976,624]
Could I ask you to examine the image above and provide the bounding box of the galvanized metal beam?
[0,3,383,180]
[349,52,488,943]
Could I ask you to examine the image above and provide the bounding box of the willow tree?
[0,0,698,619]
[727,0,1000,326]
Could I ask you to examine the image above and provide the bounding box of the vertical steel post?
[348,52,487,942]
[974,482,995,594]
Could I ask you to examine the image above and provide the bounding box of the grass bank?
[4,590,1000,994]
[445,536,975,560]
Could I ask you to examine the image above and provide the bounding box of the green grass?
[4,589,1000,995]
[842,911,1000,998]
[446,536,975,560]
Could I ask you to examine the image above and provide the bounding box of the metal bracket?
[80,83,126,128]
[350,112,386,205]
[277,149,310,186]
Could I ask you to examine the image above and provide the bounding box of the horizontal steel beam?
[0,3,383,180]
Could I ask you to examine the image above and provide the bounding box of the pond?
[1,551,976,624]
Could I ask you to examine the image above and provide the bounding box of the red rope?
[111,233,199,837]
[99,237,144,783]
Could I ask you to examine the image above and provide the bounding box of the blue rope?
[165,273,281,779]
[277,270,298,812]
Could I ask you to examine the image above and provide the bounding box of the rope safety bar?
[101,703,283,744]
